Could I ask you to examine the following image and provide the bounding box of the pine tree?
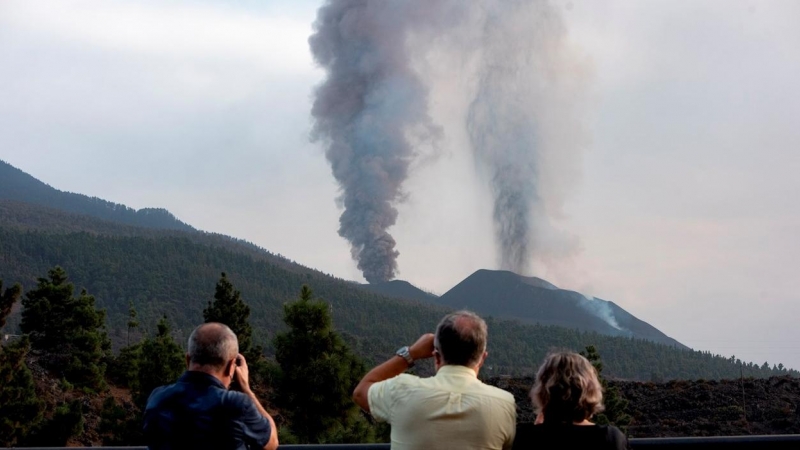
[0,279,22,328]
[107,342,142,388]
[134,316,185,410]
[202,272,271,391]
[581,345,632,429]
[98,397,143,446]
[274,285,372,443]
[19,267,111,391]
[203,272,253,355]
[27,400,85,446]
[108,304,142,388]
[0,336,44,446]
[126,301,139,347]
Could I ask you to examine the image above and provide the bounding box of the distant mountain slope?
[360,280,438,303]
[0,160,193,231]
[0,199,320,277]
[2,221,791,380]
[0,163,792,379]
[437,269,686,349]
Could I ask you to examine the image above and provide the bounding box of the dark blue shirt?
[143,371,272,450]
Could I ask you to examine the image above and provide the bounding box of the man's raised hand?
[234,353,252,393]
[410,333,436,361]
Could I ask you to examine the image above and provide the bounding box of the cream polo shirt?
[368,365,517,450]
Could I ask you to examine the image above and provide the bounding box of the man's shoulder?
[393,372,425,385]
[375,372,424,389]
[145,382,179,410]
[220,389,257,413]
[474,380,517,406]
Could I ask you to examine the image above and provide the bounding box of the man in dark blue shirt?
[144,323,278,450]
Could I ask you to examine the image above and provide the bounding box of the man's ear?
[185,354,191,370]
[476,351,488,370]
[225,358,236,378]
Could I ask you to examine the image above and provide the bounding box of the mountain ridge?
[432,269,686,349]
[0,160,794,379]
[0,160,194,231]
[360,280,439,304]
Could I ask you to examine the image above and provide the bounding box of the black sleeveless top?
[512,423,629,450]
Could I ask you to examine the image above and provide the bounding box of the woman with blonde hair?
[512,351,629,450]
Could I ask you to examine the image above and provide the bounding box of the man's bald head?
[434,310,488,367]
[187,323,239,369]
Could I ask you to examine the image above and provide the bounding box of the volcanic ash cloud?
[309,0,588,282]
[465,0,589,275]
[308,0,443,283]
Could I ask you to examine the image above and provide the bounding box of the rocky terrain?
[489,375,800,437]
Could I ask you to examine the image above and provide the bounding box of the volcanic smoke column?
[309,1,440,283]
[467,0,586,274]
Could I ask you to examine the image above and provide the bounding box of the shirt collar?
[436,364,478,378]
[179,370,227,389]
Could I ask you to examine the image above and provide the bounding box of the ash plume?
[309,0,442,283]
[309,0,587,281]
[466,0,588,275]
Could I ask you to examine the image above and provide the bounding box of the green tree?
[27,400,85,446]
[203,272,272,391]
[98,397,143,446]
[134,316,185,409]
[581,345,632,429]
[203,272,253,355]
[107,342,142,388]
[0,336,44,446]
[274,285,372,443]
[0,279,22,328]
[126,301,139,347]
[108,304,143,388]
[20,267,111,391]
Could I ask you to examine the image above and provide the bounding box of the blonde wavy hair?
[531,351,604,423]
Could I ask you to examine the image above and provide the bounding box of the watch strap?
[396,346,414,367]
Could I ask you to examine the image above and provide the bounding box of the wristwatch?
[396,346,414,367]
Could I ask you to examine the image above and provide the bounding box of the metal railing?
[5,435,800,449]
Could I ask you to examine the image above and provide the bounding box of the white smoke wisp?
[464,0,591,275]
[580,294,623,331]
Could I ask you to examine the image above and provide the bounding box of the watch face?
[396,346,413,365]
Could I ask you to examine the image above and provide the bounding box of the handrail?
[5,435,800,449]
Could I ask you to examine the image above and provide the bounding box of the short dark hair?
[434,310,487,367]
[187,323,238,369]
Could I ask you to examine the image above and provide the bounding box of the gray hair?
[187,323,239,369]
[434,310,488,367]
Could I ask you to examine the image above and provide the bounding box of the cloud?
[0,0,314,73]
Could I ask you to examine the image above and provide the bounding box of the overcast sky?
[2,0,799,370]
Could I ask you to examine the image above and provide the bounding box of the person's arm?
[353,333,435,412]
[235,354,279,450]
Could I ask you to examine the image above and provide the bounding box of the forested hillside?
[0,160,193,231]
[0,203,795,380]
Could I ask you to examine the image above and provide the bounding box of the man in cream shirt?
[353,311,516,450]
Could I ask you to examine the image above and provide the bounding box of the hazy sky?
[2,0,799,370]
